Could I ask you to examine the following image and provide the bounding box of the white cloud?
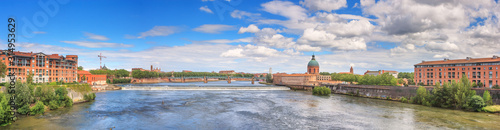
[231,10,260,19]
[193,24,235,34]
[261,0,308,20]
[297,28,367,51]
[198,37,252,44]
[238,24,260,34]
[84,32,109,41]
[61,41,133,48]
[137,26,180,38]
[199,6,213,14]
[300,0,347,12]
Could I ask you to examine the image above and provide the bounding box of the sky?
[0,0,499,74]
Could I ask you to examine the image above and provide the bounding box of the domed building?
[307,54,319,74]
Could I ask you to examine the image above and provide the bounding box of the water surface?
[3,81,500,129]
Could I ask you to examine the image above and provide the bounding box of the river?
[3,81,500,129]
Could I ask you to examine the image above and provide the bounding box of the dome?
[307,55,319,67]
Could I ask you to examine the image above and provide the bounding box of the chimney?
[493,55,498,59]
[151,65,153,71]
[466,57,471,60]
[444,58,449,61]
[422,60,425,63]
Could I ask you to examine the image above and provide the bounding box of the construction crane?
[98,53,107,69]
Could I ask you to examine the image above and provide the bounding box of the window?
[489,67,493,70]
[489,71,493,78]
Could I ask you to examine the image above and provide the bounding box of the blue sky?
[1,0,499,74]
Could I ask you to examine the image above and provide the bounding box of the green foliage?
[49,100,59,110]
[413,86,430,105]
[26,71,34,84]
[492,84,500,89]
[482,105,500,113]
[14,82,34,115]
[483,90,493,106]
[30,101,45,115]
[319,72,330,75]
[331,73,361,84]
[266,74,273,83]
[0,93,13,125]
[400,97,408,103]
[111,78,131,84]
[0,59,6,78]
[398,72,414,79]
[55,87,73,107]
[66,84,92,93]
[468,95,486,112]
[78,66,83,70]
[355,73,398,86]
[312,86,331,96]
[84,93,97,101]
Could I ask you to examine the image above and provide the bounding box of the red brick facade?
[0,51,78,83]
[414,56,500,88]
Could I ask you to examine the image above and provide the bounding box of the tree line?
[131,70,255,79]
[330,72,399,86]
[408,76,493,112]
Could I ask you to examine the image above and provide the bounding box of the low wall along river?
[327,84,500,104]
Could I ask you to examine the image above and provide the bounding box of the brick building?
[307,55,319,74]
[273,54,322,86]
[414,56,500,88]
[77,70,107,85]
[0,51,78,83]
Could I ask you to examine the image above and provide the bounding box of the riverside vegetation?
[0,81,96,126]
[402,76,498,112]
[313,86,331,96]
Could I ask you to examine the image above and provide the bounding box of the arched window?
[309,69,311,73]
[313,68,316,73]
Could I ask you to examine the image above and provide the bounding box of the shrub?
[483,90,493,106]
[482,105,500,113]
[111,78,131,84]
[356,89,360,96]
[493,85,500,89]
[312,86,331,96]
[49,100,59,110]
[468,95,486,112]
[0,93,13,125]
[400,97,408,103]
[30,101,45,115]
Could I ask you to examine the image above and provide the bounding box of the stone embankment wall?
[329,84,500,104]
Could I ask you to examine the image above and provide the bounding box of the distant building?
[0,51,78,83]
[132,65,161,72]
[182,70,192,72]
[77,70,107,85]
[414,56,500,88]
[219,70,235,74]
[364,70,398,78]
[317,75,331,81]
[273,55,321,86]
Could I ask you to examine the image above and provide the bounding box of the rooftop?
[415,56,500,66]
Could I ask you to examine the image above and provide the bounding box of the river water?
[3,81,500,129]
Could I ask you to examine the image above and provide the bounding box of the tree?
[319,72,330,75]
[77,66,83,70]
[468,95,486,112]
[0,93,13,125]
[26,71,34,84]
[15,82,34,115]
[0,59,7,78]
[30,101,45,115]
[483,90,493,106]
[266,74,273,83]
